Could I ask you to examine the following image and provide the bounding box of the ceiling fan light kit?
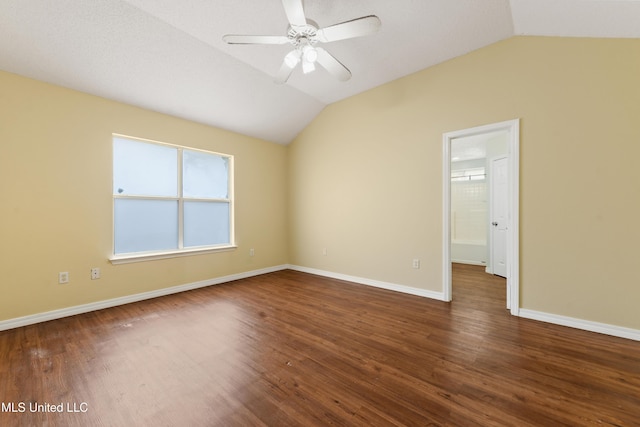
[302,45,318,64]
[302,58,316,74]
[223,0,381,84]
[284,50,302,68]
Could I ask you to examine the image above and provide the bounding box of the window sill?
[109,245,237,265]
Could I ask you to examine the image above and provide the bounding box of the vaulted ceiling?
[1,0,639,144]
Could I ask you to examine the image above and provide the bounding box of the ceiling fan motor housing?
[287,22,318,47]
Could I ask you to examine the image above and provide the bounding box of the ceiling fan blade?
[274,50,302,84]
[223,35,290,45]
[315,15,381,43]
[274,62,295,84]
[315,47,351,81]
[282,0,307,27]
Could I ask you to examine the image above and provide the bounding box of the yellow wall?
[2,36,639,332]
[0,70,289,321]
[288,36,640,329]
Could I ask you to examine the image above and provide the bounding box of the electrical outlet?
[91,268,100,280]
[412,259,420,269]
[58,272,69,284]
[249,248,255,257]
[322,248,327,256]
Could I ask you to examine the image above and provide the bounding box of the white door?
[490,157,508,278]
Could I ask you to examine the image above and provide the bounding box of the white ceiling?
[1,0,639,144]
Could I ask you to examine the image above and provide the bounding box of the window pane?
[183,201,230,247]
[183,150,228,199]
[113,137,178,197]
[114,199,178,254]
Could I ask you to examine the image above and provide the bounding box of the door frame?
[442,119,520,315]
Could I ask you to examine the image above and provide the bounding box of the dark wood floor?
[1,264,639,426]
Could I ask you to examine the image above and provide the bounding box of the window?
[112,135,233,261]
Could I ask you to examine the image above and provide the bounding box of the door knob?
[492,222,498,226]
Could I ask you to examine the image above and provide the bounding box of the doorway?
[442,120,520,315]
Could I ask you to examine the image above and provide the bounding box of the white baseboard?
[519,309,640,342]
[0,265,288,332]
[287,265,446,301]
[288,266,640,342]
[7,265,636,343]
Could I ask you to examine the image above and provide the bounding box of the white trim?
[442,119,520,314]
[443,138,452,302]
[0,265,288,332]
[519,309,640,342]
[508,120,520,315]
[288,265,446,301]
[110,245,237,264]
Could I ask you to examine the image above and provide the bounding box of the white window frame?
[110,134,235,264]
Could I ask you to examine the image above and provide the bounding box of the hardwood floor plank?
[1,265,639,426]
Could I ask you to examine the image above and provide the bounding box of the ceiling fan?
[223,0,381,84]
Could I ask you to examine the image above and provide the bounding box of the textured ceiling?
[1,0,639,144]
